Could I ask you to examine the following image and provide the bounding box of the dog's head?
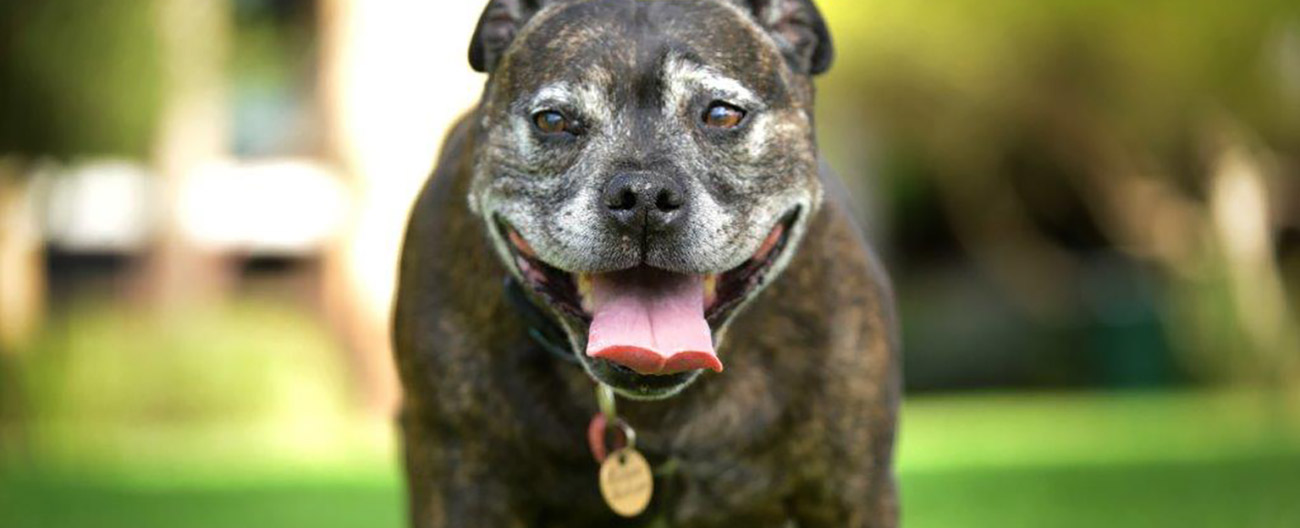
[467,0,832,399]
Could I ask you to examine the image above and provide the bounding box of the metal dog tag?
[599,447,654,517]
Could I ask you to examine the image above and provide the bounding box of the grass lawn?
[3,391,1298,527]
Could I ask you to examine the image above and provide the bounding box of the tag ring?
[587,413,637,462]
[608,417,636,452]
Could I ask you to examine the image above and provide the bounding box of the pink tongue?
[585,268,722,375]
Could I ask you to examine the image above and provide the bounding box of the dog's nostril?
[608,188,638,211]
[655,188,682,212]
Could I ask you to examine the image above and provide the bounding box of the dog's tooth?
[703,274,718,310]
[578,273,594,311]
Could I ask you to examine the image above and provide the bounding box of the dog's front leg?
[790,475,899,528]
[401,417,532,528]
[403,446,532,528]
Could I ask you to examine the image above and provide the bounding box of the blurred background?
[1,0,1298,526]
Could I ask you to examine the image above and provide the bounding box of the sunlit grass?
[899,390,1300,471]
[898,391,1300,527]
[902,453,1300,528]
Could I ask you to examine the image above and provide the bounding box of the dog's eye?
[532,110,571,135]
[702,102,746,129]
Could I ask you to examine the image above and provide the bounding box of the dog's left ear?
[468,0,549,73]
[733,0,834,75]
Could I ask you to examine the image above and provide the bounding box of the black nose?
[601,172,688,234]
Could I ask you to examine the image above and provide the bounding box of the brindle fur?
[394,1,899,526]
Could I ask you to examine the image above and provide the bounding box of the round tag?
[599,447,654,517]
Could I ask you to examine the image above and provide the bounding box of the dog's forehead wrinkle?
[506,0,789,103]
[531,82,574,106]
[583,65,614,98]
[669,55,759,101]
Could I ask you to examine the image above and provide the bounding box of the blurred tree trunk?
[315,0,483,419]
[0,159,44,354]
[1204,126,1300,386]
[138,0,233,312]
[316,0,398,420]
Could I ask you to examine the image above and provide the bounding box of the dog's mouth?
[499,209,798,381]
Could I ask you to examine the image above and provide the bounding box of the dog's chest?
[527,442,796,527]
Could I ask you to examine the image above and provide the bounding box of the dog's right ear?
[468,0,547,73]
[732,0,834,76]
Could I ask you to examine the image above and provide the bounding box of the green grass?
[3,391,1298,527]
[0,473,402,528]
[903,455,1300,527]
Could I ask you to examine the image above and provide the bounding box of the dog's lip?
[703,207,799,324]
[507,229,537,259]
[499,222,588,322]
[497,208,798,327]
[593,360,698,394]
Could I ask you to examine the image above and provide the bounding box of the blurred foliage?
[0,0,162,159]
[820,0,1300,151]
[230,0,320,157]
[816,0,1300,390]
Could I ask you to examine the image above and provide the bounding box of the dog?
[392,0,899,526]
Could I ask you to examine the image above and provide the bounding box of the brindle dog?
[393,0,899,526]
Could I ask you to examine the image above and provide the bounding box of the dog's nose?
[601,172,687,233]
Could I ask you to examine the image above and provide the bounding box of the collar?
[504,276,581,365]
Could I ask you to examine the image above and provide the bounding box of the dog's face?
[467,0,832,399]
